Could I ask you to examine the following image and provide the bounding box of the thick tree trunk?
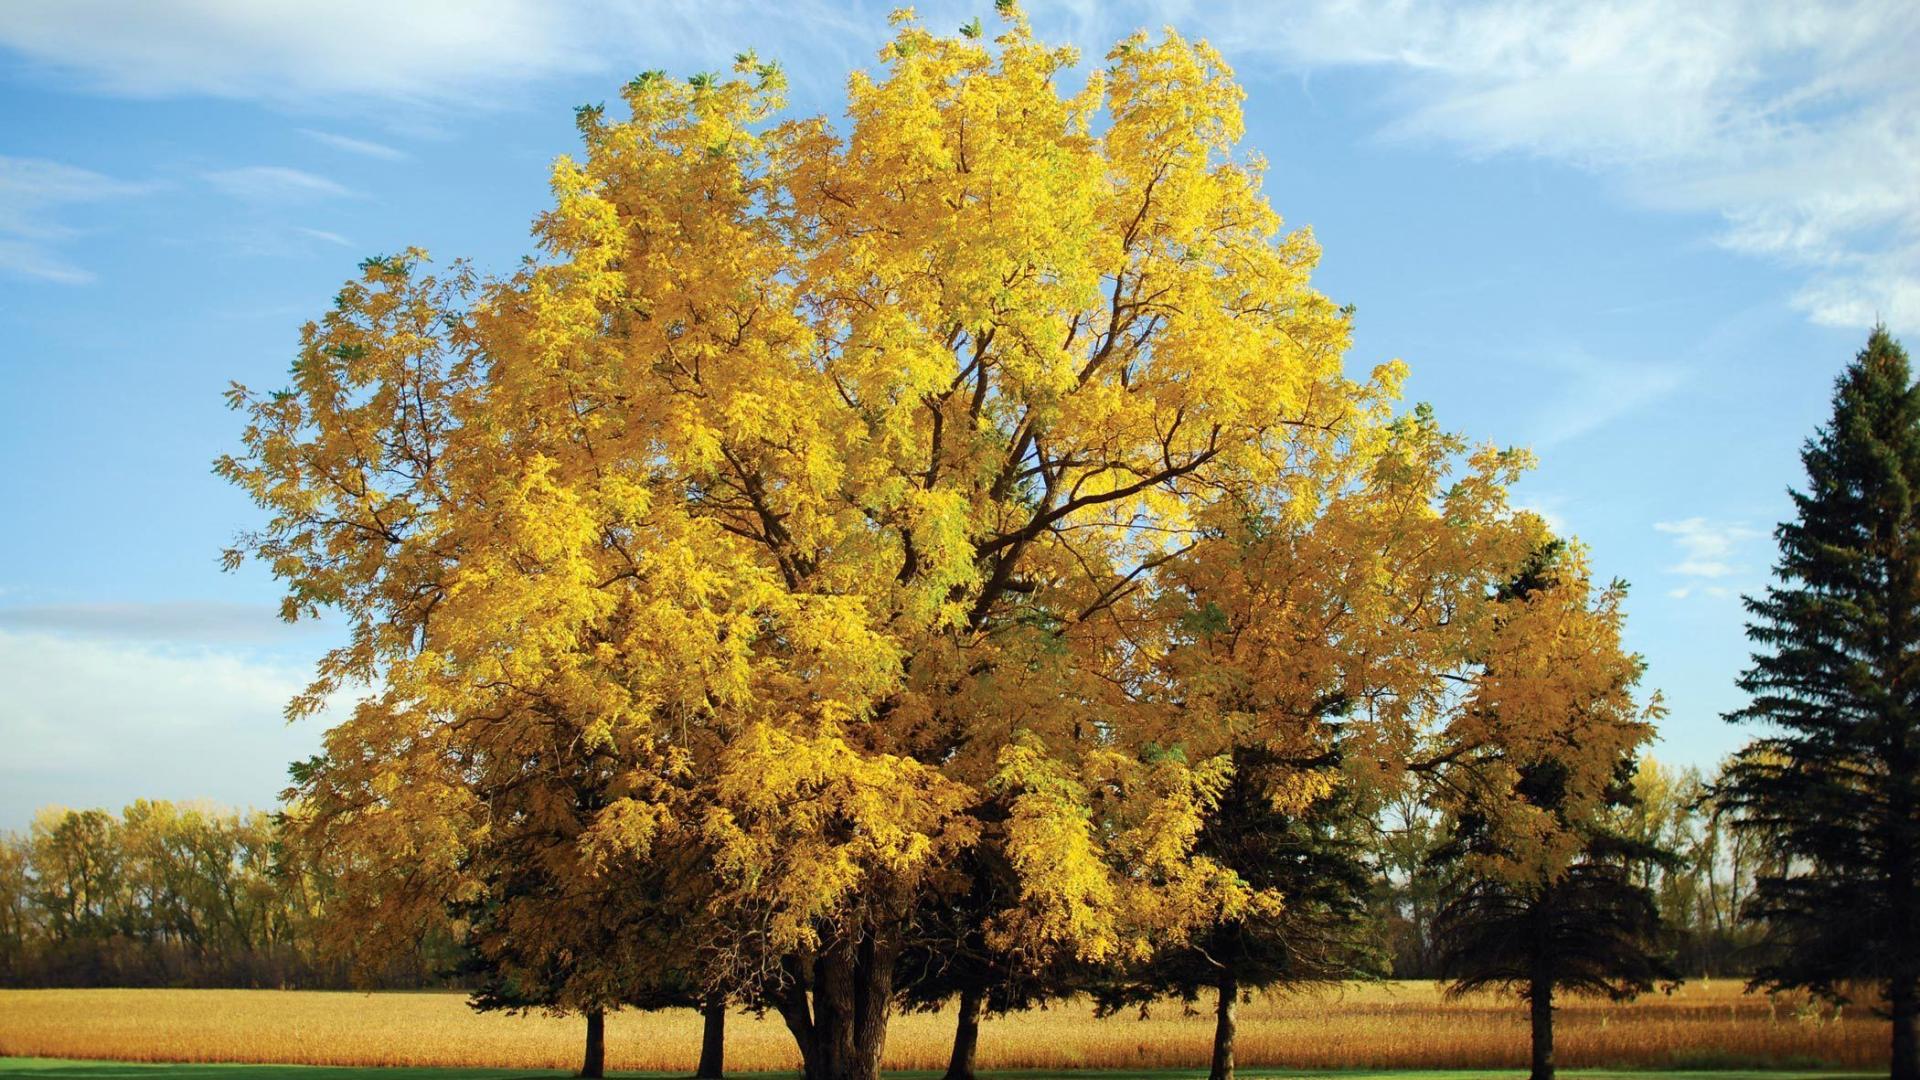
[1528,978,1554,1080]
[1893,979,1919,1080]
[943,987,982,1080]
[776,928,901,1080]
[1208,968,1238,1080]
[697,996,727,1079]
[580,1008,606,1080]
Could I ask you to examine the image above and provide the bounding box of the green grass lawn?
[0,1060,1884,1080]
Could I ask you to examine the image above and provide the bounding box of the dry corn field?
[0,982,1886,1073]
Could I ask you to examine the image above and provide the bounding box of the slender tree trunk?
[1528,978,1554,1080]
[1891,776,1919,1080]
[775,979,820,1080]
[1893,978,1919,1080]
[943,987,982,1080]
[697,995,727,1079]
[1208,968,1239,1080]
[580,1008,606,1080]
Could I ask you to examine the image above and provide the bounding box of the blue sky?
[1,0,1916,829]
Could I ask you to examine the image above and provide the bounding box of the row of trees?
[1,760,1771,993]
[188,6,1914,1080]
[0,802,459,988]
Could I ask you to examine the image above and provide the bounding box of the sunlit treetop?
[1436,543,1664,887]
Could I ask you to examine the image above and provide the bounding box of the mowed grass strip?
[0,982,1885,1073]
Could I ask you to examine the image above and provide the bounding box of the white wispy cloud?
[205,165,351,202]
[1520,346,1686,448]
[293,226,353,247]
[1206,0,1920,332]
[0,0,591,103]
[0,629,333,828]
[1655,516,1764,598]
[299,128,408,161]
[0,0,869,105]
[1512,494,1572,538]
[4,2,1913,330]
[0,156,152,284]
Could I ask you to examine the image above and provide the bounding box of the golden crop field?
[0,981,1884,1073]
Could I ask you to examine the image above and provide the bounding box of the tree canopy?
[214,9,1660,1080]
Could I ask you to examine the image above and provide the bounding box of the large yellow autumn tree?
[221,9,1467,1079]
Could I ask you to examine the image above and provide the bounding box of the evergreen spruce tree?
[1723,326,1920,1080]
[893,833,1080,1080]
[449,729,723,1080]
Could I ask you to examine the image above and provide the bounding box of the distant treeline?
[0,755,1768,991]
[1374,755,1776,980]
[0,801,460,989]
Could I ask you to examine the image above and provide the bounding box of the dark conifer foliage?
[895,805,1084,1080]
[1431,766,1678,1080]
[1096,746,1381,1080]
[1722,327,1920,1080]
[456,732,720,1080]
[1429,544,1677,1080]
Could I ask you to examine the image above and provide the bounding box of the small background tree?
[1095,745,1380,1080]
[1427,543,1673,1080]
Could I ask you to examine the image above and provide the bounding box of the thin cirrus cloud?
[292,226,353,247]
[0,155,153,284]
[204,165,352,202]
[1654,516,1764,599]
[299,129,408,161]
[0,0,593,103]
[1518,346,1686,449]
[1207,0,1920,333]
[1,1,1914,328]
[0,0,867,104]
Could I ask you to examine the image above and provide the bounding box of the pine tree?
[451,745,700,1080]
[1722,326,1920,1080]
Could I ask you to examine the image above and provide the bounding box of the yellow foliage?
[1440,546,1663,887]
[215,4,1655,1056]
